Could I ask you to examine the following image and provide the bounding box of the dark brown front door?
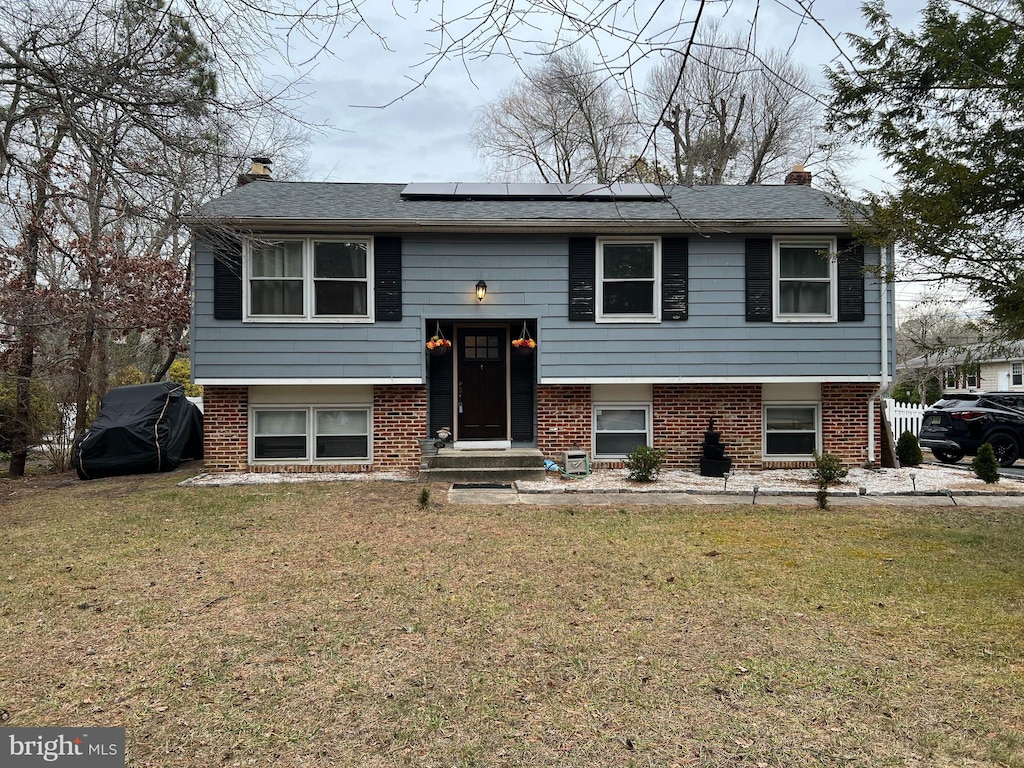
[457,327,507,439]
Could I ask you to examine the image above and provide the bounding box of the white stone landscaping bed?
[181,464,1024,495]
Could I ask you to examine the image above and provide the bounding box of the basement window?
[251,407,371,463]
[763,404,820,460]
[593,404,651,458]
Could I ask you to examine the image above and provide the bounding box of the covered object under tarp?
[72,382,203,480]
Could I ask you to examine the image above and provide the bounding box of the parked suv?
[918,391,1024,467]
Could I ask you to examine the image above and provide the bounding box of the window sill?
[771,316,837,323]
[594,316,662,324]
[244,316,374,324]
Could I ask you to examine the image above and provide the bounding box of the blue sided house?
[188,166,894,475]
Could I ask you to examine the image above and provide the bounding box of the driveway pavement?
[925,458,1024,482]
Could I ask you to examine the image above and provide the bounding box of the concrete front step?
[429,448,545,469]
[419,466,548,483]
[419,448,547,482]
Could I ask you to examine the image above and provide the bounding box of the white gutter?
[868,243,892,466]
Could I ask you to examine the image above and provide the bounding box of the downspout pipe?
[868,242,892,467]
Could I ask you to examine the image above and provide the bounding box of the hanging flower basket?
[426,324,451,355]
[512,323,537,355]
[426,336,451,355]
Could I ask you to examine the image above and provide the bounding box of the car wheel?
[987,434,1020,468]
[932,448,964,464]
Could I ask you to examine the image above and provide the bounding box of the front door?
[457,327,507,439]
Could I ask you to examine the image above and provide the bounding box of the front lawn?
[1,472,1021,767]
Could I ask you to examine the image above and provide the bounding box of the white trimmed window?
[1012,362,1022,386]
[763,404,820,460]
[251,407,371,463]
[253,409,308,460]
[593,404,651,458]
[315,409,370,461]
[773,238,837,322]
[597,238,661,322]
[245,237,372,321]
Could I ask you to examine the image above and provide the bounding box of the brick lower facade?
[822,383,884,467]
[537,384,592,458]
[536,382,882,470]
[652,384,763,469]
[202,386,249,471]
[201,382,882,473]
[201,384,427,474]
[372,385,428,471]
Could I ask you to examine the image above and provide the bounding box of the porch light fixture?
[475,280,488,302]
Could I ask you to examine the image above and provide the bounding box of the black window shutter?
[212,235,243,320]
[374,236,403,321]
[662,237,688,320]
[428,323,454,439]
[837,238,865,322]
[745,238,772,322]
[568,237,596,321]
[510,321,536,442]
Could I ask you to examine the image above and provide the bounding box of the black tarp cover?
[72,381,203,480]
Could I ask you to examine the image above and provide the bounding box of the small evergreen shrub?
[418,487,431,508]
[971,443,1000,483]
[896,430,923,467]
[811,452,849,509]
[624,445,666,482]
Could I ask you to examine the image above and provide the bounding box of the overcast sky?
[282,0,923,191]
[265,0,932,309]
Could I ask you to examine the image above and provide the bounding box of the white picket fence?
[884,398,927,438]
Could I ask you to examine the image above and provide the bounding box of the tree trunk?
[9,127,65,477]
[73,310,98,436]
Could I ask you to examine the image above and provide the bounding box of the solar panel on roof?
[513,183,558,196]
[453,182,509,196]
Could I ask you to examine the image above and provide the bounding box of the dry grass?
[1,471,1022,767]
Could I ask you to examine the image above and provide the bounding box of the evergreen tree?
[972,443,1000,484]
[829,1,1024,340]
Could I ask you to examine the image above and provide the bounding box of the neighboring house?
[899,342,1024,396]
[188,169,895,474]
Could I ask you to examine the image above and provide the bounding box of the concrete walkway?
[447,485,1024,508]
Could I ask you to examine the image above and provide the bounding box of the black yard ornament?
[699,418,733,477]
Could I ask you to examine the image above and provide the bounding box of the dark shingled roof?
[192,181,851,230]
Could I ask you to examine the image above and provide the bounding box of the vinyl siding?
[192,233,888,383]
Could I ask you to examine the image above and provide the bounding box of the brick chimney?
[784,164,812,186]
[237,156,273,186]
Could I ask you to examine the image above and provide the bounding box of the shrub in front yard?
[624,445,666,482]
[896,430,923,467]
[811,451,849,509]
[972,442,1000,483]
